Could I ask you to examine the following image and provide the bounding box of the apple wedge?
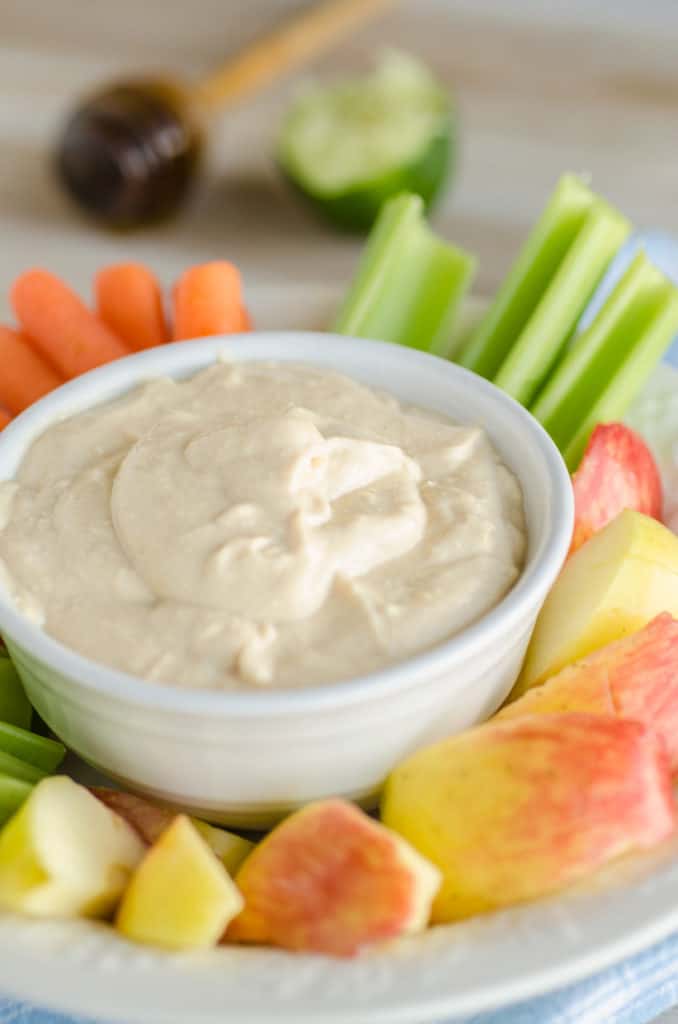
[499,614,678,771]
[116,815,243,951]
[569,423,663,556]
[515,509,678,695]
[0,776,144,917]
[92,788,253,874]
[382,713,675,922]
[227,799,441,957]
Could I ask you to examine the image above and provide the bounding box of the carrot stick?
[95,263,169,351]
[0,326,64,414]
[11,269,129,378]
[0,409,12,430]
[172,262,244,341]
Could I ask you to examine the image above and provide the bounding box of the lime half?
[278,52,455,232]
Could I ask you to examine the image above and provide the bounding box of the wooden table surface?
[2,0,678,314]
[3,2,678,1020]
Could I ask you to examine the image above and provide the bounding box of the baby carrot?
[0,326,63,414]
[11,269,129,378]
[172,262,244,341]
[95,263,169,351]
[0,409,11,430]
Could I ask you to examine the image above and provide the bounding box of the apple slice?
[227,799,441,957]
[116,815,243,951]
[0,776,144,917]
[92,788,253,874]
[382,713,675,922]
[568,423,663,556]
[515,509,678,695]
[500,614,678,771]
[192,819,253,875]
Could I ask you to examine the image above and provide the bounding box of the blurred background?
[2,0,678,318]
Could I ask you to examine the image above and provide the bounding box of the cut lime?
[278,51,454,232]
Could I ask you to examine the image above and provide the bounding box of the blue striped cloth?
[2,929,678,1022]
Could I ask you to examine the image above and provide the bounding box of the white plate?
[2,285,678,1024]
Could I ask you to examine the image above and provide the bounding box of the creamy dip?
[0,362,526,690]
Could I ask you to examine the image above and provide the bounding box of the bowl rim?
[0,331,573,716]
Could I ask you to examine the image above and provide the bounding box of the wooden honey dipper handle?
[192,0,399,112]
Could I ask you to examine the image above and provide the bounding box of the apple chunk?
[226,799,441,957]
[0,776,144,917]
[570,423,663,556]
[382,713,675,922]
[116,815,243,951]
[500,614,678,771]
[91,788,253,874]
[515,509,678,695]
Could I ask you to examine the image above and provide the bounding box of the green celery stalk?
[0,721,65,773]
[458,175,601,378]
[0,772,32,826]
[0,657,32,730]
[493,197,630,405]
[531,252,666,450]
[333,193,476,355]
[0,749,46,785]
[563,282,678,470]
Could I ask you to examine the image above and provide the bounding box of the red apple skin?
[382,713,676,922]
[570,423,663,556]
[226,799,440,957]
[91,789,174,846]
[500,614,678,772]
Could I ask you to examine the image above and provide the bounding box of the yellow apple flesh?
[116,815,243,951]
[514,510,678,696]
[0,776,144,917]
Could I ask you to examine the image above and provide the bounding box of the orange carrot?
[172,262,243,341]
[0,409,11,430]
[0,326,64,414]
[239,305,253,331]
[11,269,129,378]
[95,263,169,351]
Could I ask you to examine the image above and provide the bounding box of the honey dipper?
[55,0,397,228]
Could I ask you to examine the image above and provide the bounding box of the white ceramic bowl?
[0,333,573,827]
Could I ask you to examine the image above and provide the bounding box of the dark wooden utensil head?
[54,1,396,229]
[55,79,203,228]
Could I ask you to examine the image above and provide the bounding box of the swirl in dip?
[0,361,526,690]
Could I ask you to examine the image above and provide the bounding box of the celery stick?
[532,253,664,449]
[563,284,678,470]
[0,773,32,825]
[0,749,46,786]
[333,193,476,355]
[0,658,32,731]
[458,175,598,378]
[0,723,65,773]
[493,198,630,405]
